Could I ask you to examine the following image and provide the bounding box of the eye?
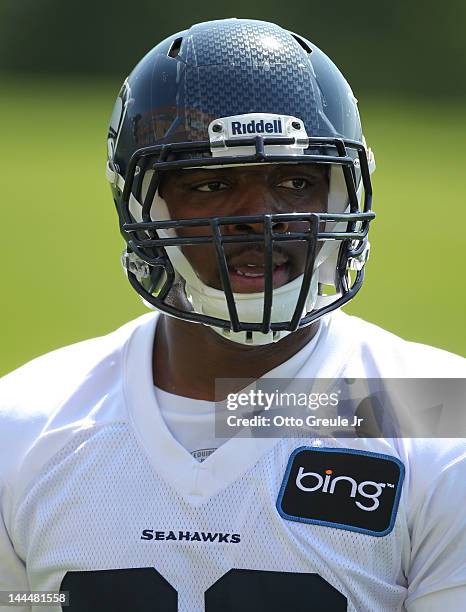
[195,181,228,192]
[277,178,312,190]
[277,177,314,190]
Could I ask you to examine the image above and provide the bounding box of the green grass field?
[1,78,465,375]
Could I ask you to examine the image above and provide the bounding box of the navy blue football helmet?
[106,18,375,345]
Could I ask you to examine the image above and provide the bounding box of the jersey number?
[61,567,347,610]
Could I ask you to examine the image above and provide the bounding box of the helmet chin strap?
[188,276,319,346]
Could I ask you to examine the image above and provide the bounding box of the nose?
[225,181,289,235]
[231,217,289,235]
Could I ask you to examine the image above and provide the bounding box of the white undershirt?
[154,319,328,461]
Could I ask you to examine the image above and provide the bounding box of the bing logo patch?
[277,447,404,536]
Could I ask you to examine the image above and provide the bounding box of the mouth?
[228,261,291,293]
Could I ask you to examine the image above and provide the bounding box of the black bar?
[211,220,241,332]
[142,170,160,222]
[288,216,319,331]
[261,216,273,333]
[123,211,375,231]
[129,229,369,248]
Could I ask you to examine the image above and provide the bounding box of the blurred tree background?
[1,0,465,374]
[1,0,465,97]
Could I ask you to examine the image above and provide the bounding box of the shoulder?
[331,311,465,377]
[398,437,466,500]
[400,437,466,601]
[0,313,157,487]
[0,313,155,416]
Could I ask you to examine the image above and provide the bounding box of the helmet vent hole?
[168,37,183,58]
[245,331,253,343]
[292,34,312,54]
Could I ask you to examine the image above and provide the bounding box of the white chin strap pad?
[315,164,353,286]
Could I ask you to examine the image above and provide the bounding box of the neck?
[153,315,319,401]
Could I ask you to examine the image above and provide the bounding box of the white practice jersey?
[0,312,465,612]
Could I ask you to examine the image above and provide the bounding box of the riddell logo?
[231,118,283,135]
[296,467,389,512]
[277,448,405,536]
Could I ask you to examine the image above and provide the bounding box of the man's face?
[158,163,329,293]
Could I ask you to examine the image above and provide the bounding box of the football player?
[1,18,465,612]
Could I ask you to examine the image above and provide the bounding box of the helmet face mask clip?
[107,19,375,345]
